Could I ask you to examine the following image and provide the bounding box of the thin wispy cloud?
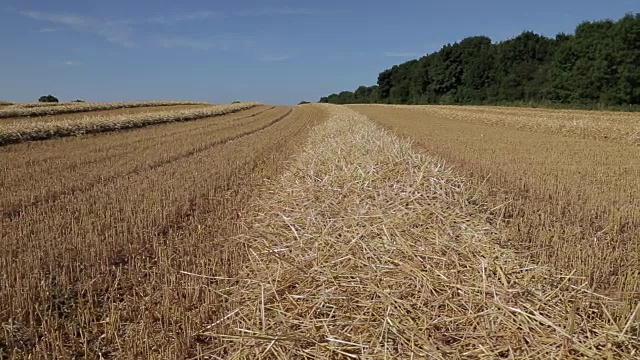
[145,11,221,24]
[63,60,82,66]
[156,35,254,51]
[36,27,60,33]
[260,54,291,62]
[19,8,312,51]
[235,7,321,16]
[20,10,136,47]
[157,36,215,50]
[384,51,422,57]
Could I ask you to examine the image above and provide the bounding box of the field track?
[350,104,640,309]
[0,104,212,124]
[0,104,326,357]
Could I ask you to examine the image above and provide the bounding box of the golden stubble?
[215,104,637,359]
[0,104,326,358]
[351,104,640,317]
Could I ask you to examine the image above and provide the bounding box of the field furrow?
[0,104,326,358]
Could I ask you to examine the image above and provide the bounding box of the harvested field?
[0,100,211,118]
[2,101,638,359]
[0,105,279,218]
[213,105,637,358]
[0,102,260,145]
[0,104,212,124]
[351,104,640,316]
[0,104,325,358]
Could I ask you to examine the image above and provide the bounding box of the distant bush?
[298,101,311,105]
[38,95,59,103]
[72,99,85,102]
[232,101,242,104]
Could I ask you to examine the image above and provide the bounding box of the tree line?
[320,13,640,107]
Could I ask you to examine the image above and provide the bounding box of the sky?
[1,1,639,104]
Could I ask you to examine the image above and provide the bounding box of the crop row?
[0,102,261,145]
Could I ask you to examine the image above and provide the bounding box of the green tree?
[38,95,59,103]
[321,13,640,108]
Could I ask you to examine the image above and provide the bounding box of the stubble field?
[0,101,638,359]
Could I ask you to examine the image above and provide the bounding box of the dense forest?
[320,13,640,107]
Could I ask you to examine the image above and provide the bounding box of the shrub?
[38,95,59,103]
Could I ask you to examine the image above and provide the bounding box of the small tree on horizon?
[38,95,59,103]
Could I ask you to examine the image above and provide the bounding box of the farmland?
[351,105,640,309]
[1,102,639,358]
[0,102,325,358]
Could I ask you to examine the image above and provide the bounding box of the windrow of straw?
[0,100,212,118]
[0,102,261,145]
[213,104,639,358]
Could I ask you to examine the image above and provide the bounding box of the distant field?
[0,104,211,124]
[351,104,640,311]
[0,102,260,145]
[388,104,640,144]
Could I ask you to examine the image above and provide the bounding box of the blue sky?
[2,1,639,104]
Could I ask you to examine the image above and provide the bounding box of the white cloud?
[20,10,136,47]
[260,54,291,62]
[384,52,422,57]
[63,60,82,66]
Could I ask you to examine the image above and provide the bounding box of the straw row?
[0,102,261,146]
[0,100,212,118]
[213,104,638,358]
